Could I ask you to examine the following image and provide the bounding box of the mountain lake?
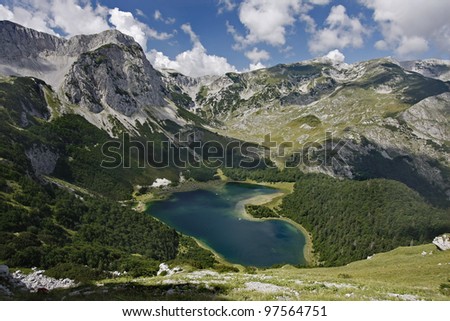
[147,182,306,267]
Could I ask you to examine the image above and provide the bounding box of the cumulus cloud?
[146,50,177,70]
[248,62,266,71]
[396,36,429,57]
[0,0,109,36]
[0,1,174,53]
[49,0,110,36]
[0,3,58,35]
[245,47,270,63]
[135,9,146,18]
[0,5,13,20]
[226,21,248,50]
[235,0,303,47]
[153,10,175,25]
[308,0,331,5]
[109,8,173,51]
[361,0,450,57]
[308,5,368,54]
[217,0,236,14]
[147,24,237,77]
[300,13,317,33]
[109,8,148,49]
[322,49,345,63]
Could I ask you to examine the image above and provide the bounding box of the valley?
[0,21,449,301]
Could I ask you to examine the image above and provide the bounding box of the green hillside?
[12,243,450,301]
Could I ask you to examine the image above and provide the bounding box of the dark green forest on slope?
[281,175,450,266]
[0,76,218,280]
[1,74,450,280]
[224,168,450,266]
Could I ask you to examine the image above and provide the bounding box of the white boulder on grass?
[151,178,171,188]
[433,234,450,251]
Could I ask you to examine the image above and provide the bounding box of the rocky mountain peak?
[63,42,167,117]
[400,59,450,82]
[0,21,146,88]
[63,29,138,55]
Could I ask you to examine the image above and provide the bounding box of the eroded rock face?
[62,43,166,116]
[0,20,168,119]
[0,21,138,89]
[433,234,450,251]
[400,93,450,142]
[400,59,450,82]
[25,144,59,176]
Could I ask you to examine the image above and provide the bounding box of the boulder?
[157,263,182,276]
[0,265,9,278]
[433,234,450,251]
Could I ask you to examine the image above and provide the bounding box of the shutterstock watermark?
[100,132,349,170]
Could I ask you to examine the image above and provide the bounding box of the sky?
[1,0,450,77]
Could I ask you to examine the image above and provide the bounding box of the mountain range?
[1,20,448,206]
[0,20,449,300]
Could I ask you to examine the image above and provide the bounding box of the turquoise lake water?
[147,182,306,267]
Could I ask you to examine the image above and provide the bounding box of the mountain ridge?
[1,20,449,205]
[0,22,449,299]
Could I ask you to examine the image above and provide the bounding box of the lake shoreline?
[138,175,315,268]
[236,192,315,267]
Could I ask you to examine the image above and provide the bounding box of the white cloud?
[217,0,237,14]
[0,3,58,35]
[236,0,303,47]
[153,9,175,25]
[0,1,174,53]
[146,50,178,70]
[308,0,331,5]
[180,24,199,43]
[136,9,146,18]
[300,13,317,33]
[0,4,15,21]
[109,8,148,50]
[0,0,110,36]
[248,62,266,71]
[49,0,110,36]
[322,49,345,63]
[226,21,248,50]
[147,24,237,77]
[109,8,173,51]
[361,0,450,57]
[396,36,429,57]
[308,5,367,54]
[374,39,388,51]
[245,47,270,63]
[154,10,162,21]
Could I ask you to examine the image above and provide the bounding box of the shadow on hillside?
[11,282,230,301]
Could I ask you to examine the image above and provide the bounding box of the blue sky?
[1,0,450,77]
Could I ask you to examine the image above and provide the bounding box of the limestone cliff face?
[401,59,450,82]
[62,43,166,116]
[0,21,177,135]
[400,93,450,142]
[0,20,139,89]
[0,20,168,119]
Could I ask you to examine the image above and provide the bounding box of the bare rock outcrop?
[433,234,450,251]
